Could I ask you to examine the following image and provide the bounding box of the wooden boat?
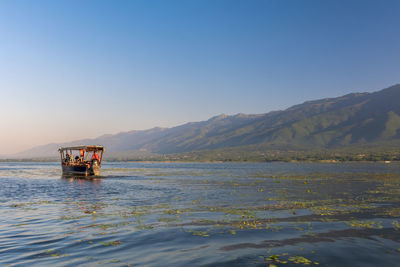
[58,146,104,176]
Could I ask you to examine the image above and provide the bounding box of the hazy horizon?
[5,83,399,155]
[1,0,400,154]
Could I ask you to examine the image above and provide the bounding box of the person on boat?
[65,153,70,163]
[80,149,85,158]
[92,151,100,161]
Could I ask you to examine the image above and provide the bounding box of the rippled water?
[1,162,400,266]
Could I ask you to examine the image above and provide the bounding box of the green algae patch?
[265,253,319,266]
[392,220,400,230]
[100,241,122,246]
[40,249,68,258]
[346,220,383,229]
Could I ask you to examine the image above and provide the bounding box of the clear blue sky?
[1,0,399,153]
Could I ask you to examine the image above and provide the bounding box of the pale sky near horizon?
[1,0,400,154]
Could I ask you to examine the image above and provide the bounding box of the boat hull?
[61,164,100,176]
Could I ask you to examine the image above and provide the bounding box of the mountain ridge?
[7,84,400,159]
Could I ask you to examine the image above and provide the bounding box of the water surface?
[1,162,400,266]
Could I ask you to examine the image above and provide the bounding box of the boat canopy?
[58,145,104,152]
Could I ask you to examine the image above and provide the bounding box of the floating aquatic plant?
[100,241,122,246]
[346,220,383,229]
[265,253,319,266]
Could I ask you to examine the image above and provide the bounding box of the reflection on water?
[62,176,103,184]
[1,162,400,266]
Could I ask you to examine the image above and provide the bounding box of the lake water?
[1,162,400,266]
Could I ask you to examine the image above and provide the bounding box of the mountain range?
[8,84,400,160]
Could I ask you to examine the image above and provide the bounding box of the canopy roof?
[58,145,104,152]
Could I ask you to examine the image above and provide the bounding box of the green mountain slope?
[141,84,400,153]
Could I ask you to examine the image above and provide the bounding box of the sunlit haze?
[1,0,399,154]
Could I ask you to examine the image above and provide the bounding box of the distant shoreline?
[0,158,399,164]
